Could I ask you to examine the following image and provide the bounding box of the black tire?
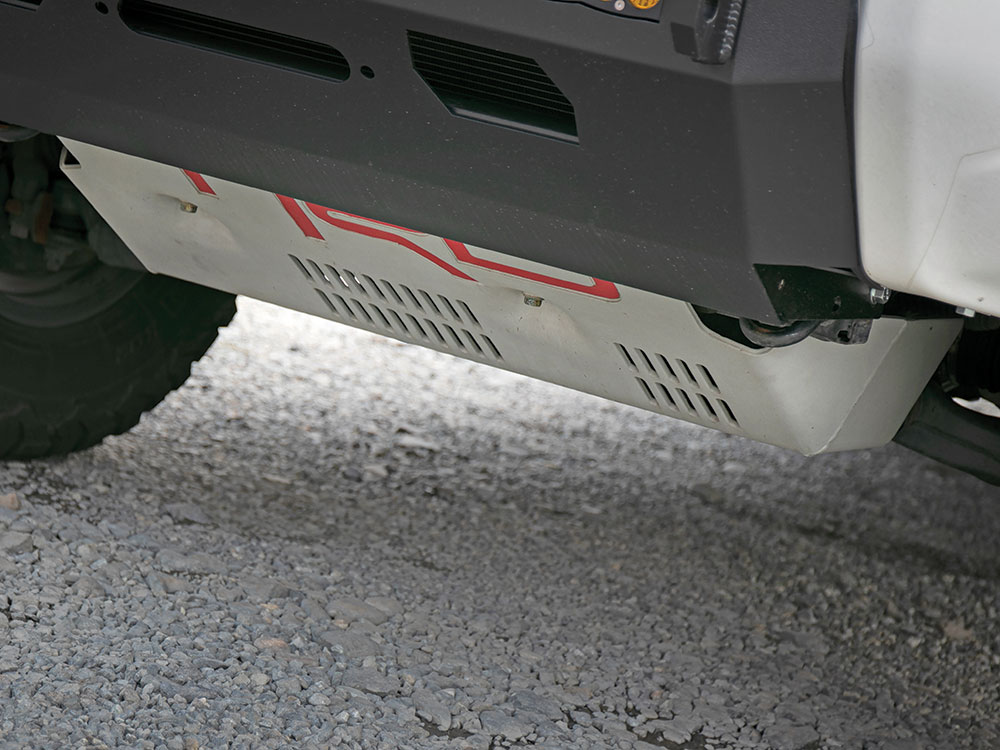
[0,271,236,458]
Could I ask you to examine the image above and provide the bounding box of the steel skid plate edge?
[59,139,960,456]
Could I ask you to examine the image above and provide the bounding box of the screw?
[956,306,976,318]
[179,201,198,214]
[869,287,891,305]
[523,295,543,308]
[614,0,625,9]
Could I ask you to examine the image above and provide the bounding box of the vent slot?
[120,0,350,82]
[408,30,578,143]
[293,255,502,363]
[617,344,740,429]
[1,0,43,9]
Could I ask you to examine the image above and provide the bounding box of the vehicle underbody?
[3,0,1000,484]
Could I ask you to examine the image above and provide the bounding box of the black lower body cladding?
[0,0,858,323]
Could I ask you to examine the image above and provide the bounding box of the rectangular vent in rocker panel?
[407,31,578,144]
[119,0,350,82]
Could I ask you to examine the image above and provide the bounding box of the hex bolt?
[523,295,544,308]
[869,287,891,305]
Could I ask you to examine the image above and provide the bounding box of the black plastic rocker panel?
[0,0,859,324]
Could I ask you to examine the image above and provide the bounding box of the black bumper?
[0,0,860,323]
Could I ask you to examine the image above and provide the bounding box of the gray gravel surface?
[1,298,999,750]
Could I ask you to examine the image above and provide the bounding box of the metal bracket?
[811,319,873,346]
[693,0,745,64]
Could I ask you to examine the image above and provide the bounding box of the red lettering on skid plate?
[182,170,217,196]
[279,196,475,281]
[183,171,620,300]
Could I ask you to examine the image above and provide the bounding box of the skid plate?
[60,139,960,455]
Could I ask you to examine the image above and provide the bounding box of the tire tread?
[0,276,236,459]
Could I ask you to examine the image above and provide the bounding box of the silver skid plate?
[60,139,960,455]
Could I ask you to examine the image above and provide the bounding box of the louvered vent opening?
[120,0,350,82]
[1,0,43,9]
[291,255,503,362]
[615,344,740,428]
[408,30,578,143]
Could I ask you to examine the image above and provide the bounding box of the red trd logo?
[182,170,620,300]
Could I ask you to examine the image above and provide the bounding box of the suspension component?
[0,122,39,143]
[953,328,1000,394]
[738,318,822,348]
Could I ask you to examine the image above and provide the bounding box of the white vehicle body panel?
[856,0,1000,316]
[60,139,960,455]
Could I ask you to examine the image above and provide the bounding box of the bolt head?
[869,287,891,305]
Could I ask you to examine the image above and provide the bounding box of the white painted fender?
[856,0,1000,316]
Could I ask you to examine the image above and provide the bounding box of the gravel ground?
[1,298,999,750]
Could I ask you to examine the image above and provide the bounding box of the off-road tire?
[0,272,236,458]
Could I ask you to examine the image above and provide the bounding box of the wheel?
[0,135,236,458]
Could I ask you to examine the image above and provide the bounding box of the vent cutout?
[120,0,350,82]
[291,255,502,363]
[408,30,578,143]
[1,0,43,9]
[616,343,739,428]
